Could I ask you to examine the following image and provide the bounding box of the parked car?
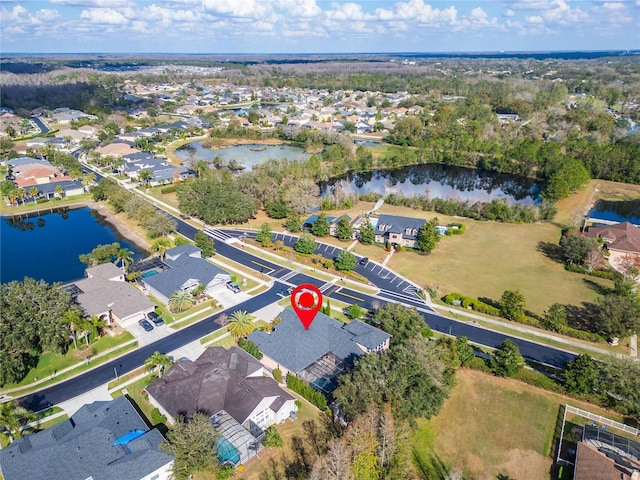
[359,257,369,266]
[139,319,154,331]
[226,281,241,293]
[147,311,164,326]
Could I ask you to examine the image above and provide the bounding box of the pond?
[0,207,147,284]
[588,199,640,225]
[174,142,309,171]
[322,163,541,205]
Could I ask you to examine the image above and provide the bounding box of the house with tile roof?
[146,346,296,466]
[248,309,390,392]
[0,396,174,480]
[374,214,426,248]
[586,222,640,259]
[69,262,156,328]
[140,245,231,304]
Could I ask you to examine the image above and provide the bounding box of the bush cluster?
[160,185,177,194]
[565,263,619,281]
[286,373,327,410]
[238,337,263,360]
[442,293,500,316]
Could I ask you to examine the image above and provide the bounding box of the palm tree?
[169,290,193,313]
[115,247,134,272]
[151,238,171,259]
[0,401,33,443]
[28,187,39,202]
[144,351,173,378]
[55,185,64,198]
[138,169,153,187]
[227,310,254,338]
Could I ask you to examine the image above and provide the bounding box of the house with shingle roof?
[141,245,231,304]
[69,263,156,327]
[0,396,174,480]
[586,222,640,259]
[248,309,390,392]
[146,346,296,466]
[374,214,426,248]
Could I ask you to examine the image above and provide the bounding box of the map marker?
[291,284,323,330]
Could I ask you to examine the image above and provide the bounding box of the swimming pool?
[217,438,240,465]
[141,270,158,278]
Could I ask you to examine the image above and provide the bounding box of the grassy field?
[414,368,630,480]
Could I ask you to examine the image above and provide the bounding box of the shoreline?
[2,200,153,253]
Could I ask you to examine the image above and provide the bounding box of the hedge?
[443,293,500,316]
[238,337,263,360]
[160,185,177,194]
[515,369,564,393]
[448,222,466,234]
[272,368,282,383]
[286,373,327,410]
[560,326,604,343]
[566,264,618,281]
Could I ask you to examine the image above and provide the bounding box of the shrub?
[286,373,327,410]
[561,327,604,342]
[443,293,500,316]
[515,369,564,392]
[272,368,282,383]
[590,269,618,280]
[449,222,466,234]
[150,408,167,425]
[464,356,491,372]
[238,337,263,360]
[160,185,177,194]
[36,198,50,204]
[263,426,284,448]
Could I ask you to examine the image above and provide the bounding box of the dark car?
[139,319,154,331]
[147,311,164,326]
[226,281,241,293]
[359,257,369,266]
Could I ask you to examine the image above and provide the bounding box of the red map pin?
[291,284,323,330]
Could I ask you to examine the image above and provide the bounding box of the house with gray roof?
[141,245,231,304]
[248,309,390,392]
[0,396,174,480]
[374,213,426,248]
[70,263,156,328]
[146,347,296,466]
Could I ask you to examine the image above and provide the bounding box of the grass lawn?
[414,368,629,480]
[111,375,157,425]
[0,332,135,391]
[384,205,613,317]
[0,193,93,215]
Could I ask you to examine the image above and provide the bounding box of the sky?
[1,0,639,54]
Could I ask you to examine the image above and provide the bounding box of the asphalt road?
[30,116,49,134]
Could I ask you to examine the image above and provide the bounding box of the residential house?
[141,244,231,304]
[374,214,426,248]
[586,222,640,260]
[95,142,140,158]
[573,426,640,480]
[302,214,353,238]
[69,262,156,328]
[49,108,97,125]
[146,346,296,466]
[0,396,174,480]
[249,309,390,392]
[7,157,85,199]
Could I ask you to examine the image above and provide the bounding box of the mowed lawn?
[383,204,612,316]
[414,369,628,480]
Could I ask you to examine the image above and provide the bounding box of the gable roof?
[142,255,230,299]
[146,347,293,425]
[586,222,640,254]
[248,309,390,373]
[574,441,640,480]
[0,396,173,480]
[375,214,426,240]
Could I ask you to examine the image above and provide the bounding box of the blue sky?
[1,0,638,54]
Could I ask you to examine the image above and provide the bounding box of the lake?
[322,164,541,205]
[174,142,309,171]
[588,199,640,225]
[0,207,146,284]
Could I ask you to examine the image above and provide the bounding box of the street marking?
[251,260,273,271]
[335,290,364,302]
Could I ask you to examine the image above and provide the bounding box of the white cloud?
[201,0,271,18]
[277,0,321,18]
[504,8,516,17]
[50,0,130,6]
[80,7,129,24]
[526,15,544,24]
[326,2,375,22]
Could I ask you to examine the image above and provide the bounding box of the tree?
[265,199,290,219]
[151,238,172,259]
[227,310,254,338]
[295,234,316,254]
[144,351,172,378]
[256,222,273,247]
[345,303,363,319]
[169,290,193,313]
[194,230,215,257]
[0,401,33,443]
[335,216,353,241]
[359,219,375,244]
[283,177,320,214]
[559,233,599,265]
[374,303,425,345]
[500,290,526,321]
[584,247,605,273]
[162,413,220,480]
[311,213,330,237]
[0,136,15,157]
[285,212,302,232]
[597,294,640,337]
[138,169,153,186]
[564,354,598,395]
[263,426,284,448]
[490,339,525,377]
[334,250,356,271]
[541,303,567,332]
[79,242,121,267]
[115,247,134,272]
[55,185,64,198]
[416,219,440,253]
